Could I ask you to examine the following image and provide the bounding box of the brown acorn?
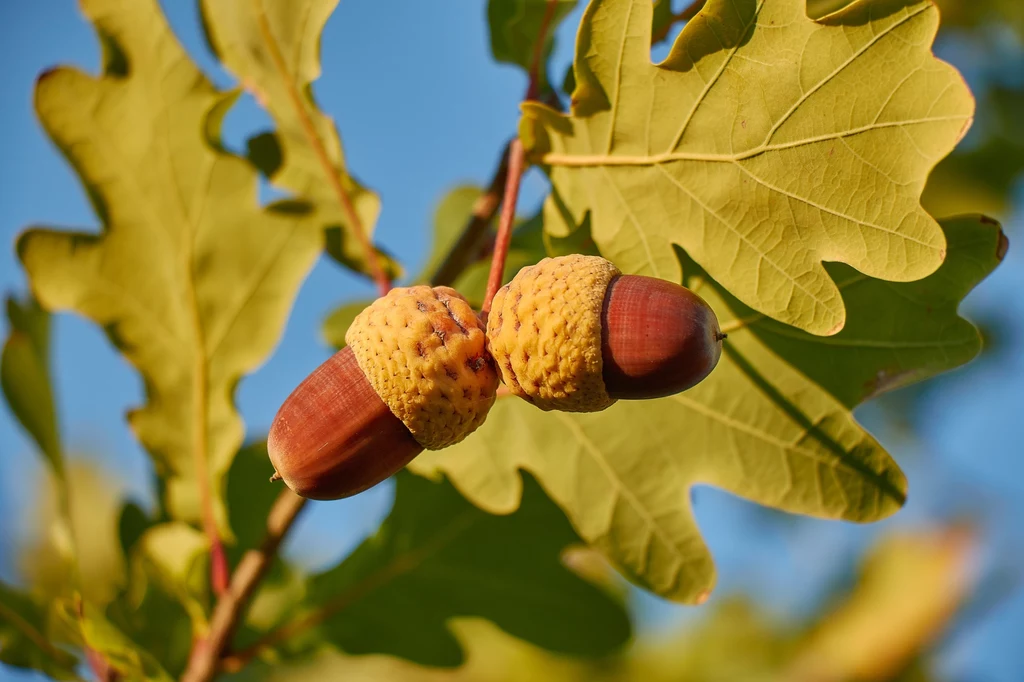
[486,255,723,412]
[268,286,498,500]
[601,274,723,400]
[267,347,422,500]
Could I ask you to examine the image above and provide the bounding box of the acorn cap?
[346,285,499,449]
[487,254,620,412]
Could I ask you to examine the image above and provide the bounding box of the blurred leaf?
[413,216,1005,603]
[262,472,630,667]
[421,186,489,283]
[136,524,210,631]
[1,295,61,475]
[224,442,309,650]
[923,87,1024,221]
[489,0,580,93]
[106,503,195,677]
[201,0,400,279]
[0,580,80,681]
[226,442,285,551]
[20,461,126,606]
[321,299,374,350]
[522,0,973,335]
[932,0,1024,34]
[18,0,325,531]
[452,212,550,308]
[59,601,174,682]
[789,526,977,681]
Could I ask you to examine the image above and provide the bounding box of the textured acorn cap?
[487,254,620,412]
[346,285,498,449]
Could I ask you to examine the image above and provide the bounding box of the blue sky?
[1,1,1023,681]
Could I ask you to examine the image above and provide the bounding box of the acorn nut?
[268,286,498,500]
[486,254,723,412]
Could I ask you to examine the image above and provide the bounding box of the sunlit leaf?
[17,0,325,531]
[260,471,629,667]
[201,0,399,279]
[0,580,80,681]
[413,216,1005,603]
[524,0,974,335]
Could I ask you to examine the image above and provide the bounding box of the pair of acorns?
[268,255,724,500]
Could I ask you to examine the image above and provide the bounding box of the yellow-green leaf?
[522,0,974,335]
[412,215,1005,603]
[17,0,324,532]
[201,0,398,279]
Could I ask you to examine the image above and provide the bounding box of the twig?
[480,0,559,313]
[481,139,527,315]
[181,489,307,682]
[430,142,512,287]
[651,0,707,44]
[250,0,391,297]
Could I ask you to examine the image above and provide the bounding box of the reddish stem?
[210,540,230,595]
[481,138,526,315]
[481,0,558,313]
[181,489,307,682]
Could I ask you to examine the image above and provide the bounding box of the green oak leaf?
[17,0,324,532]
[201,0,399,280]
[490,0,580,93]
[522,0,974,335]
[0,580,80,681]
[412,215,1005,603]
[1,296,61,475]
[264,471,630,666]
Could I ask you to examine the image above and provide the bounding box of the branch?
[430,142,511,287]
[181,489,307,682]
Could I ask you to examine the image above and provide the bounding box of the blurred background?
[1,0,1022,680]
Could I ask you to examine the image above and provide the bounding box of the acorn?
[268,286,498,500]
[486,255,723,412]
